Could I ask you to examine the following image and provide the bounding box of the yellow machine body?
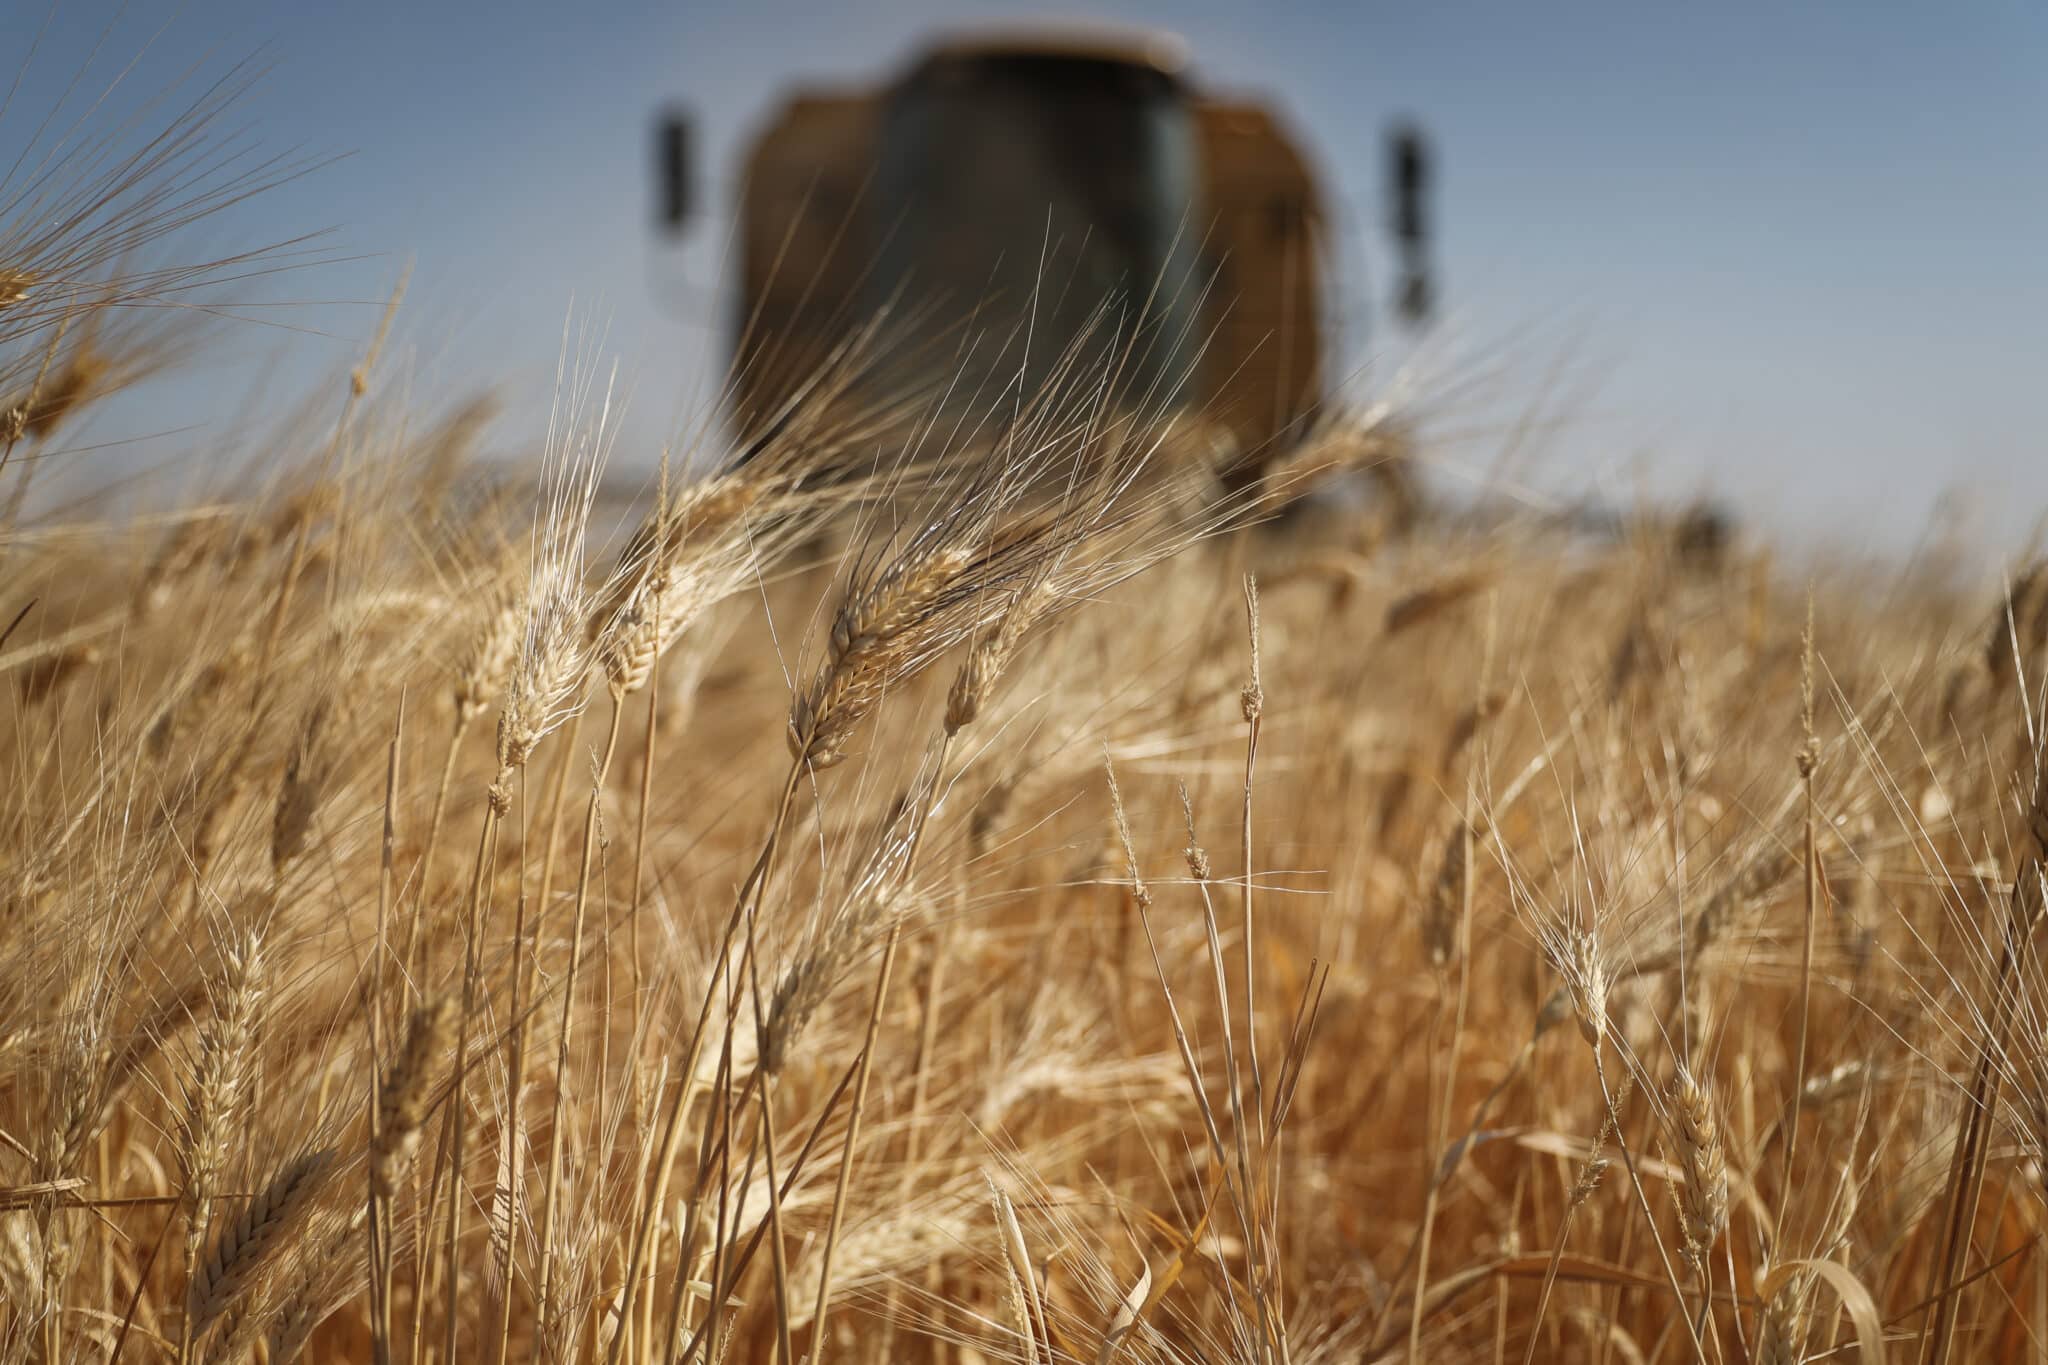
[730,32,1327,465]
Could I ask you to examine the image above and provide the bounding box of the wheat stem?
[534,703,625,1342]
[607,763,803,1365]
[439,781,506,1365]
[369,697,402,1365]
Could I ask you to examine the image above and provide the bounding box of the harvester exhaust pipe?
[1387,122,1433,326]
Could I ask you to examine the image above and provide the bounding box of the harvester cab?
[654,29,1433,479]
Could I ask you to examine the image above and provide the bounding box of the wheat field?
[6,62,2048,1365]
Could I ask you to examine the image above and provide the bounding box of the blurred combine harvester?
[655,28,1434,478]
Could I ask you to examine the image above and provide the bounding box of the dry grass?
[10,55,2048,1365]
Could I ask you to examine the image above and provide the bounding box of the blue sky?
[9,1,2047,552]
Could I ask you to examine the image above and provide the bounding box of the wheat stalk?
[177,925,266,1281]
[1667,1065,1729,1276]
[186,1147,335,1339]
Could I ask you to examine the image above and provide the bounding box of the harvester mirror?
[656,107,693,233]
[1387,121,1433,325]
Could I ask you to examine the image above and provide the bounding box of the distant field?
[7,73,2048,1365]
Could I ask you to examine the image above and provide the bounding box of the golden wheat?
[9,65,2048,1365]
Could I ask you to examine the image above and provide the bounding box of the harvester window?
[865,50,1207,410]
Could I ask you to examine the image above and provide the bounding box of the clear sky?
[10,1,2047,553]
